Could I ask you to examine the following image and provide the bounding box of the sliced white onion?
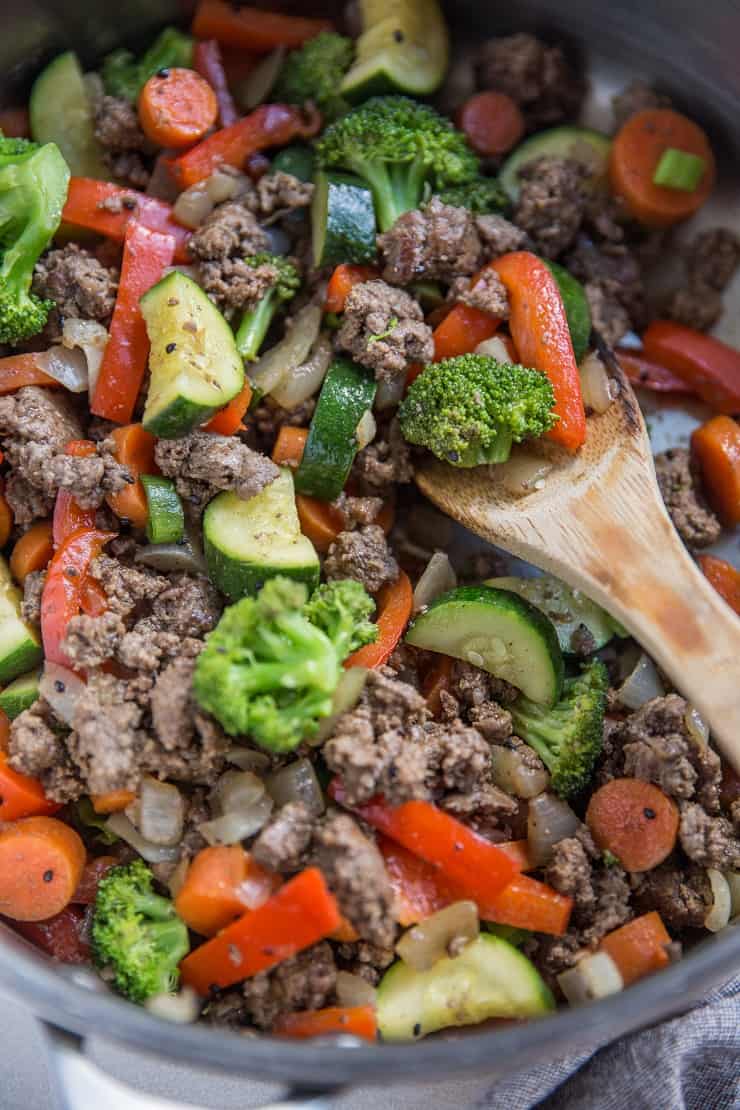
[145,987,201,1024]
[355,409,377,452]
[615,653,664,710]
[375,375,405,411]
[490,745,549,799]
[270,331,332,409]
[335,971,377,1008]
[135,541,206,575]
[558,951,624,1005]
[580,352,616,415]
[39,663,86,728]
[725,871,740,918]
[212,770,266,815]
[138,776,185,847]
[199,797,273,846]
[313,667,369,744]
[413,551,457,613]
[266,758,324,817]
[249,302,322,398]
[476,336,514,363]
[236,867,281,911]
[106,812,180,864]
[527,792,580,867]
[494,452,553,497]
[684,705,709,747]
[395,901,479,971]
[62,318,108,395]
[35,345,88,393]
[705,868,732,932]
[238,47,285,110]
[225,747,272,774]
[173,170,240,230]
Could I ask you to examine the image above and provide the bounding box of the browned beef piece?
[324,525,399,594]
[475,214,529,259]
[565,238,645,329]
[654,448,722,549]
[251,802,315,873]
[335,280,434,383]
[241,942,336,1030]
[351,418,413,496]
[314,813,396,948]
[679,802,740,870]
[665,286,724,333]
[377,199,482,285]
[61,612,127,669]
[632,862,711,930]
[666,227,740,332]
[4,475,53,525]
[188,202,271,310]
[611,81,671,129]
[523,931,584,991]
[449,659,518,710]
[147,656,228,784]
[250,171,314,218]
[514,157,587,259]
[4,439,130,512]
[63,673,145,796]
[90,555,168,618]
[147,574,222,638]
[21,570,45,625]
[155,431,280,511]
[336,941,396,986]
[332,492,384,529]
[545,836,597,913]
[204,991,246,1027]
[94,95,148,152]
[252,397,316,448]
[584,281,631,346]
[8,700,81,803]
[425,717,493,795]
[32,244,118,330]
[442,781,518,839]
[579,867,632,946]
[448,267,509,318]
[105,151,150,189]
[476,34,584,129]
[117,629,203,672]
[0,386,82,452]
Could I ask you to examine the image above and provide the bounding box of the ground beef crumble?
[514,157,588,259]
[241,942,337,1031]
[32,243,118,332]
[188,202,271,311]
[93,95,150,188]
[351,418,413,497]
[448,267,510,318]
[666,227,740,331]
[155,431,280,511]
[632,862,711,930]
[335,280,434,383]
[324,525,399,594]
[654,448,722,549]
[21,570,45,625]
[678,803,740,870]
[476,33,584,129]
[251,802,315,874]
[377,198,482,286]
[314,812,397,948]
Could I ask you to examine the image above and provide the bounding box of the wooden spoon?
[415,359,740,772]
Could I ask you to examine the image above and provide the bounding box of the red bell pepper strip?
[171,102,322,190]
[62,178,191,264]
[379,835,458,926]
[642,320,740,413]
[193,39,239,127]
[616,349,693,394]
[179,867,341,994]
[203,380,253,435]
[41,528,116,667]
[0,353,58,393]
[330,785,518,903]
[53,440,98,549]
[72,856,118,904]
[493,252,586,451]
[325,265,380,314]
[91,223,175,424]
[9,905,90,963]
[406,303,501,387]
[344,571,413,669]
[0,752,61,821]
[273,1006,378,1042]
[192,0,333,52]
[80,578,108,618]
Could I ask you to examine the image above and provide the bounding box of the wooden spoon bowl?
[415,360,740,771]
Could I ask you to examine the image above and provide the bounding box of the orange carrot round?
[175,844,250,937]
[697,554,740,615]
[105,423,159,530]
[139,68,218,148]
[456,91,525,156]
[0,487,13,548]
[10,520,54,585]
[691,414,740,527]
[609,109,715,227]
[0,816,86,921]
[0,754,61,822]
[600,911,671,985]
[272,426,308,468]
[586,778,679,872]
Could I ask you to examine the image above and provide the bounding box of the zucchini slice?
[406,584,564,705]
[500,126,612,202]
[294,357,377,501]
[141,476,185,545]
[30,52,108,179]
[204,469,320,601]
[141,271,244,439]
[0,669,41,720]
[341,0,450,100]
[544,261,592,364]
[272,144,316,183]
[312,171,377,267]
[0,558,43,686]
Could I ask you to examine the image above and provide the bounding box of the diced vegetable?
[10,521,53,586]
[558,951,624,1005]
[0,669,41,720]
[690,415,740,527]
[141,477,185,545]
[697,554,740,615]
[325,264,379,314]
[652,148,707,191]
[704,868,732,932]
[0,555,43,684]
[105,424,159,531]
[642,320,740,413]
[0,751,60,821]
[395,901,479,971]
[138,68,218,148]
[491,736,550,800]
[174,845,272,937]
[41,528,115,668]
[544,261,592,364]
[0,352,58,393]
[341,0,449,100]
[203,381,253,437]
[191,0,333,52]
[345,571,413,667]
[312,172,377,267]
[599,911,671,985]
[0,816,85,921]
[193,39,239,127]
[586,778,679,872]
[272,144,315,183]
[62,178,191,263]
[272,426,308,469]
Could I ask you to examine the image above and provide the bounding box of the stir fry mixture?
[0,0,738,1043]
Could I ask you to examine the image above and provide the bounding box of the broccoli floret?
[315,95,480,232]
[0,139,70,345]
[235,253,301,362]
[303,579,378,659]
[434,177,510,215]
[102,27,193,102]
[510,659,609,799]
[91,860,190,1004]
[398,354,557,467]
[274,31,354,123]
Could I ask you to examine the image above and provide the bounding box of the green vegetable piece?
[312,171,377,267]
[510,658,608,799]
[141,475,185,545]
[274,31,354,122]
[315,95,479,232]
[303,579,378,660]
[652,147,707,191]
[0,556,43,684]
[0,139,70,344]
[102,27,194,102]
[272,144,316,183]
[234,253,301,363]
[434,177,510,215]
[91,859,190,1003]
[499,126,611,202]
[73,798,120,845]
[485,923,530,947]
[30,52,108,178]
[544,261,592,364]
[0,668,40,720]
[398,354,557,467]
[341,0,450,101]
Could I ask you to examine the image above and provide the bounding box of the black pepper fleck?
[166,342,177,353]
[43,869,54,883]
[54,680,66,693]
[122,196,137,211]
[644,807,656,819]
[157,67,171,78]
[413,1023,421,1037]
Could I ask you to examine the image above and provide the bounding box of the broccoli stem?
[235,289,278,362]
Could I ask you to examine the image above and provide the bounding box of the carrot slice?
[105,423,159,530]
[609,109,715,227]
[586,778,679,872]
[697,554,740,615]
[274,1005,377,1042]
[0,489,13,548]
[139,68,218,149]
[192,0,333,52]
[0,816,86,921]
[431,303,499,363]
[0,752,61,821]
[456,91,525,156]
[272,426,308,468]
[10,521,54,585]
[175,845,280,937]
[690,415,740,527]
[91,789,137,815]
[203,380,253,436]
[344,571,413,668]
[295,494,346,553]
[600,911,671,985]
[325,265,379,314]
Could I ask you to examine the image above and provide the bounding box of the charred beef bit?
[448,267,509,318]
[654,448,722,550]
[476,34,584,130]
[335,280,434,383]
[90,555,168,618]
[67,672,144,796]
[148,573,222,639]
[314,812,396,948]
[332,491,384,530]
[475,214,529,259]
[523,931,584,991]
[584,281,632,347]
[377,198,482,286]
[241,941,336,1031]
[251,171,314,219]
[442,781,518,839]
[336,940,396,986]
[147,656,228,784]
[61,612,126,669]
[678,802,740,870]
[154,431,280,512]
[545,836,597,913]
[94,95,150,189]
[188,202,271,311]
[8,700,81,804]
[351,418,413,497]
[611,80,671,129]
[632,862,711,931]
[666,227,740,332]
[32,243,118,331]
[580,867,632,947]
[251,801,315,874]
[324,525,399,594]
[514,157,587,259]
[204,991,247,1028]
[21,569,45,625]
